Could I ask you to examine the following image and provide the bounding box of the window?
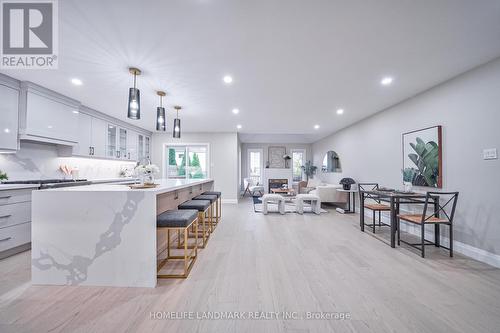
[291,149,306,182]
[165,144,209,179]
[248,149,263,185]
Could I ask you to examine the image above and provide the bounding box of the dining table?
[359,189,440,248]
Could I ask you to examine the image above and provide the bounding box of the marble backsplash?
[0,142,137,181]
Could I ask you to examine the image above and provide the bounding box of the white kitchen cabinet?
[23,91,79,144]
[145,136,151,159]
[106,124,118,158]
[137,134,144,161]
[91,117,107,158]
[118,127,127,159]
[0,188,33,260]
[75,113,107,158]
[75,112,92,156]
[127,131,138,161]
[0,83,19,152]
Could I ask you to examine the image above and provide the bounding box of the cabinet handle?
[128,153,130,160]
[89,146,92,155]
[116,151,120,158]
[0,215,11,219]
[0,237,12,242]
[0,196,12,200]
[91,147,95,155]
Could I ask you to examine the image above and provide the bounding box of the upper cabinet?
[19,82,80,145]
[145,136,151,159]
[127,130,138,161]
[0,81,20,152]
[0,75,152,159]
[74,113,107,158]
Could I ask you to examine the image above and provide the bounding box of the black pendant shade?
[127,68,141,120]
[156,107,166,131]
[173,106,181,138]
[156,91,166,131]
[128,87,140,120]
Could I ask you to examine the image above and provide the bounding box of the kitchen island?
[31,178,214,288]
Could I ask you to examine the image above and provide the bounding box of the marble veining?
[32,191,145,286]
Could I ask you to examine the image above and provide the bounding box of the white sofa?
[308,182,348,205]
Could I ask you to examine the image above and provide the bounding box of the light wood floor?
[1,199,500,333]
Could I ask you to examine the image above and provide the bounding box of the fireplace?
[268,179,288,193]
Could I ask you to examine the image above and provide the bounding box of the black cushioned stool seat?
[178,200,210,211]
[178,199,212,246]
[157,209,198,228]
[193,194,217,203]
[202,191,221,198]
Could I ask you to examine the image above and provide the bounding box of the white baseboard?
[222,199,238,204]
[362,210,500,269]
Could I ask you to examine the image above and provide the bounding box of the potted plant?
[339,178,356,190]
[301,161,317,181]
[402,168,417,192]
[0,170,8,182]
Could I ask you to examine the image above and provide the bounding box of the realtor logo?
[1,0,58,69]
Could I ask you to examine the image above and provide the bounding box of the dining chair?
[397,192,459,258]
[358,183,391,233]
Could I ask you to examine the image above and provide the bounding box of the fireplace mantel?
[262,168,293,193]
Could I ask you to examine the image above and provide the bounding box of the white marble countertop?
[40,178,214,195]
[0,184,40,191]
[90,177,135,184]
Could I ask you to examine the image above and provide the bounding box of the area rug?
[252,196,328,214]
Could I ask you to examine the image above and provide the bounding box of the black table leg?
[346,193,351,212]
[360,192,365,231]
[390,197,396,248]
[352,193,356,213]
[434,197,440,247]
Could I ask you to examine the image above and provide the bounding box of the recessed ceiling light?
[232,108,239,114]
[72,110,79,114]
[223,75,233,84]
[47,125,53,129]
[4,128,10,133]
[381,77,393,86]
[336,108,344,115]
[236,124,242,129]
[314,124,320,129]
[71,78,83,86]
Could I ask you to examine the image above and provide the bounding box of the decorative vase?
[143,173,155,185]
[404,181,413,193]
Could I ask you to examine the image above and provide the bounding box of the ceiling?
[4,0,500,142]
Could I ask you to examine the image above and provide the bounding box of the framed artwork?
[268,146,286,168]
[402,126,442,188]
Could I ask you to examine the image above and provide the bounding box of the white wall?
[240,142,312,189]
[151,132,239,202]
[312,58,500,257]
[0,142,136,180]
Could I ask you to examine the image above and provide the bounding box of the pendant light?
[127,67,141,120]
[156,91,166,131]
[173,105,182,138]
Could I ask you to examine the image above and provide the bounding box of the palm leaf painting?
[402,126,442,188]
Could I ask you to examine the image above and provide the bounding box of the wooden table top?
[270,188,295,194]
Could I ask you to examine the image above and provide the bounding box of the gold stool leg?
[184,227,188,276]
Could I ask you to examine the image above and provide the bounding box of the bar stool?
[178,199,211,248]
[193,194,218,230]
[202,191,221,223]
[156,209,198,279]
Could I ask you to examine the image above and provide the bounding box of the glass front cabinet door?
[106,124,117,158]
[119,128,127,159]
